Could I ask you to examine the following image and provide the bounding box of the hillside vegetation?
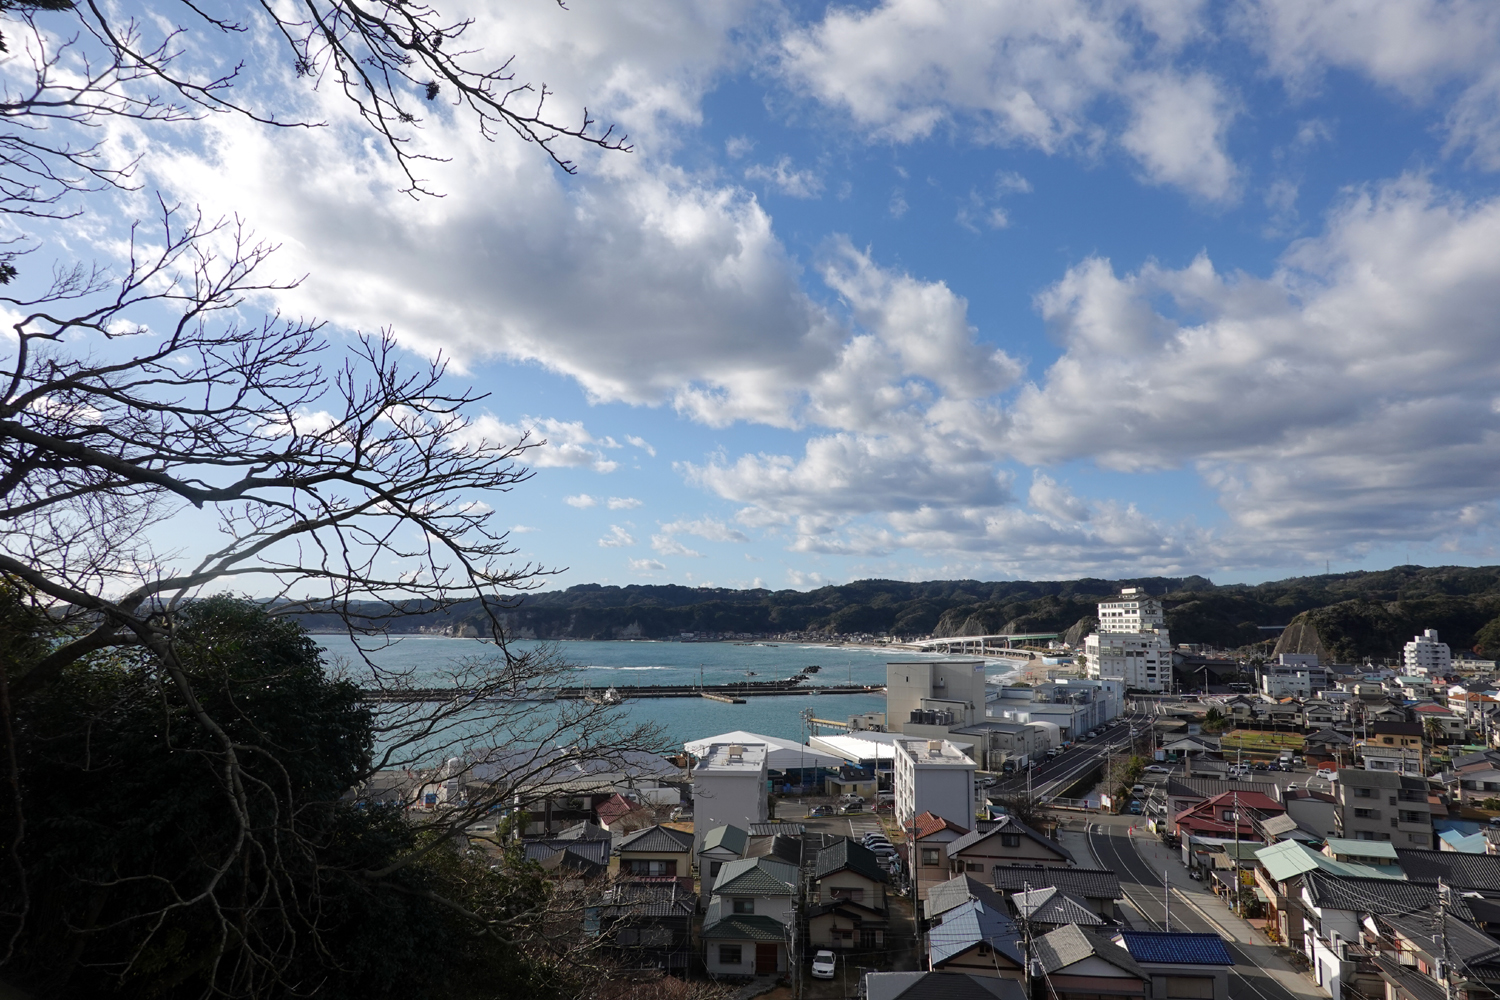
[294,565,1500,662]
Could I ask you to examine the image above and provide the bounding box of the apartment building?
[1084,587,1172,692]
[692,743,768,853]
[1404,629,1452,677]
[887,660,987,735]
[1333,769,1432,848]
[893,738,976,832]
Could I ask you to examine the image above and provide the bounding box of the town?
[359,586,1500,1000]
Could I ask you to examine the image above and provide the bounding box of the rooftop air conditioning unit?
[927,740,943,753]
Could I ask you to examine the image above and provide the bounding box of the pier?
[359,681,885,703]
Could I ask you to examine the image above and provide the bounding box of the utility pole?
[1439,878,1454,1000]
[1164,857,1171,931]
[1232,787,1241,917]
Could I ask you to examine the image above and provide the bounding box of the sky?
[22,0,1500,592]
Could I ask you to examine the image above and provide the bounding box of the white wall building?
[1262,666,1318,698]
[887,659,987,734]
[893,738,976,832]
[691,743,768,853]
[1084,589,1172,693]
[1404,629,1452,677]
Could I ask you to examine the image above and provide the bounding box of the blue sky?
[28,0,1500,591]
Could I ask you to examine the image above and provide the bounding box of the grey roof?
[992,867,1122,901]
[929,898,1023,968]
[537,847,608,876]
[1259,814,1301,837]
[1303,873,1440,913]
[712,856,797,897]
[1381,910,1500,966]
[864,972,1027,1000]
[947,814,1074,863]
[1012,886,1107,926]
[748,833,803,866]
[616,824,693,854]
[1395,850,1500,890]
[1304,727,1353,745]
[1035,925,1145,977]
[600,880,696,919]
[926,874,1009,921]
[1116,931,1235,965]
[554,820,612,841]
[524,838,611,867]
[749,821,806,836]
[1372,955,1447,1000]
[815,838,889,884]
[699,824,750,855]
[700,913,787,942]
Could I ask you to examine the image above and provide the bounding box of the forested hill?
[295,565,1500,662]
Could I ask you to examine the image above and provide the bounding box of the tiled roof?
[1381,911,1500,966]
[524,838,611,867]
[749,822,805,836]
[1372,955,1446,1000]
[1012,887,1106,926]
[814,838,889,884]
[701,914,787,942]
[748,833,802,866]
[1302,873,1440,914]
[929,898,1023,968]
[914,811,970,840]
[1395,850,1500,890]
[926,874,1008,921]
[596,793,642,824]
[864,972,1026,1000]
[617,824,693,855]
[1164,777,1279,800]
[537,847,608,876]
[712,856,797,897]
[553,821,611,841]
[947,814,1074,862]
[991,867,1122,900]
[1035,925,1144,977]
[700,824,749,855]
[600,880,696,918]
[1116,931,1235,965]
[1255,839,1402,883]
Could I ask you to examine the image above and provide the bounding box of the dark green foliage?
[1,595,557,1000]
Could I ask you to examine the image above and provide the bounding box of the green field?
[1220,730,1305,755]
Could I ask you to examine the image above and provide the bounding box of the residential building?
[1410,701,1465,743]
[991,868,1124,920]
[893,738,976,833]
[1035,925,1150,1000]
[1404,629,1452,677]
[1083,587,1172,692]
[1358,722,1425,776]
[947,814,1074,875]
[697,824,748,890]
[1319,838,1403,875]
[691,742,768,853]
[1173,790,1284,840]
[924,875,1025,980]
[1451,750,1500,804]
[1299,872,1431,1000]
[948,720,1047,771]
[808,839,890,952]
[1277,788,1339,840]
[887,659,988,735]
[1262,665,1320,698]
[1113,931,1236,1000]
[1011,887,1110,932]
[613,824,693,879]
[910,811,971,900]
[597,879,697,974]
[1253,839,1402,948]
[863,973,1026,1000]
[1334,769,1433,847]
[701,856,796,976]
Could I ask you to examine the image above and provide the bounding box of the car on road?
[812,951,837,979]
[808,805,834,817]
[840,802,864,814]
[1144,765,1171,774]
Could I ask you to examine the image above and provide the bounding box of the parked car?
[1144,765,1171,774]
[812,951,837,980]
[1128,801,1143,814]
[809,805,834,817]
[840,802,864,814]
[838,793,866,805]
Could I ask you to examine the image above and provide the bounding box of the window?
[1166,977,1217,999]
[719,945,742,965]
[1355,788,1373,798]
[626,859,676,876]
[921,848,940,866]
[966,862,983,872]
[709,861,722,877]
[733,898,755,914]
[1399,811,1423,823]
[1356,831,1376,841]
[1411,833,1428,845]
[1354,808,1374,819]
[1000,833,1021,848]
[830,887,865,903]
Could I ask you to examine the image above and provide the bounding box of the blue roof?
[1116,931,1235,965]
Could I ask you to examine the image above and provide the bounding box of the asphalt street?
[1087,820,1318,1000]
[990,711,1154,799]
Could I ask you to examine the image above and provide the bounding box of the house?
[1158,779,1279,837]
[1253,839,1401,947]
[1303,699,1341,728]
[523,827,612,874]
[596,792,648,832]
[910,811,971,900]
[1302,728,1353,767]
[1339,769,1434,847]
[613,824,693,879]
[863,972,1027,1000]
[1011,886,1110,931]
[1113,931,1236,1000]
[1299,872,1433,1000]
[701,856,797,976]
[1411,702,1466,743]
[947,813,1074,876]
[1370,908,1500,1000]
[927,880,1025,980]
[1173,791,1284,840]
[991,868,1123,920]
[692,743,768,853]
[597,879,697,974]
[809,838,889,952]
[1034,925,1149,1000]
[697,824,749,891]
[1276,788,1339,841]
[1393,848,1500,888]
[1320,838,1403,876]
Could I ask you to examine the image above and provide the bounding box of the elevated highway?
[899,632,1061,655]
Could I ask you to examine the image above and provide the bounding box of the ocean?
[314,635,1025,748]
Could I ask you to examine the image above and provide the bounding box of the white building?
[691,743,768,853]
[1084,588,1172,692]
[886,659,987,734]
[1403,629,1451,677]
[1262,665,1319,698]
[893,738,976,832]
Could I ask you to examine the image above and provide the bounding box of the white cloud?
[598,525,637,548]
[460,415,620,473]
[626,435,657,457]
[787,569,830,588]
[607,497,643,510]
[510,524,540,534]
[651,517,750,557]
[565,494,598,509]
[651,535,703,558]
[629,557,668,572]
[744,156,824,198]
[778,0,1239,201]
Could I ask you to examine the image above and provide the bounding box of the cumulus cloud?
[565,494,598,509]
[460,415,620,472]
[778,0,1240,201]
[744,156,824,198]
[629,558,668,572]
[608,497,643,509]
[626,435,657,456]
[598,525,637,548]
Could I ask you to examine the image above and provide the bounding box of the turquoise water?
[314,635,1022,746]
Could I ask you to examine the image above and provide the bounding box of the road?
[1087,819,1323,1000]
[990,712,1154,800]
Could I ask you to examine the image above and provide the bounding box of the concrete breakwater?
[359,681,886,702]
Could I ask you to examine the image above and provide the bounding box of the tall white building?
[1404,629,1452,677]
[886,659,987,734]
[1083,587,1172,692]
[892,738,976,832]
[691,742,768,853]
